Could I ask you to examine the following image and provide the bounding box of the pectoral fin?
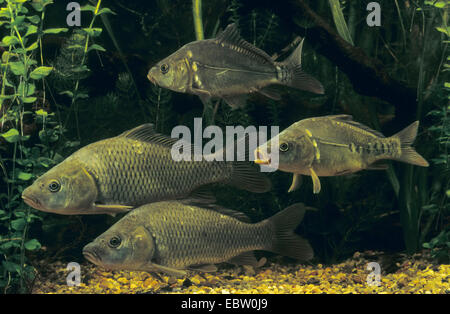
[142,263,187,277]
[94,203,134,215]
[288,173,302,192]
[309,167,321,194]
[188,264,218,272]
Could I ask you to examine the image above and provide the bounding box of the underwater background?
[0,0,448,294]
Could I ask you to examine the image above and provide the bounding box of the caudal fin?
[392,121,429,167]
[267,203,314,261]
[280,38,324,95]
[212,133,272,193]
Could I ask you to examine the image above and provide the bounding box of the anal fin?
[257,86,281,101]
[222,95,247,109]
[227,252,259,267]
[367,161,389,170]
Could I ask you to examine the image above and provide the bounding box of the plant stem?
[192,0,204,40]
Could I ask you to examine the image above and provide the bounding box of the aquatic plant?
[421,0,449,262]
[0,0,61,293]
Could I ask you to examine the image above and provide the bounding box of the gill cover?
[147,47,191,93]
[22,159,98,215]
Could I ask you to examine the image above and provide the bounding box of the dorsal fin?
[328,115,386,138]
[209,205,252,223]
[215,23,274,66]
[118,124,181,147]
[181,199,252,223]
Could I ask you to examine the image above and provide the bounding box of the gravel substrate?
[32,251,449,294]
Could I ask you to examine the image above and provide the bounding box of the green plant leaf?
[17,171,32,181]
[29,66,53,79]
[35,109,48,117]
[26,41,38,51]
[328,0,354,45]
[436,27,450,36]
[2,35,20,46]
[43,28,68,34]
[26,15,40,24]
[97,8,116,16]
[1,128,20,143]
[21,96,37,103]
[87,44,106,52]
[24,25,38,37]
[2,261,20,273]
[59,90,74,98]
[24,239,41,251]
[80,4,97,12]
[11,218,25,231]
[9,61,26,76]
[18,81,35,96]
[82,27,102,37]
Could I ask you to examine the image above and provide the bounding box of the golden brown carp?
[254,115,429,194]
[82,201,313,277]
[22,124,271,215]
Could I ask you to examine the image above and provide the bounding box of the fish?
[21,124,271,215]
[147,23,324,109]
[254,115,429,194]
[82,201,313,277]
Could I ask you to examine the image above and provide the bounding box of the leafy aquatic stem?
[64,0,102,139]
[192,0,204,40]
[328,0,354,46]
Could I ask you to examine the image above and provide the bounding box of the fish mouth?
[147,71,156,85]
[254,148,271,165]
[22,194,42,210]
[82,247,102,265]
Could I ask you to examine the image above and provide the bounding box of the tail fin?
[267,203,314,261]
[230,162,272,193]
[280,38,324,95]
[211,133,272,193]
[392,121,429,167]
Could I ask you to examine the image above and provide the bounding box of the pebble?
[32,251,449,294]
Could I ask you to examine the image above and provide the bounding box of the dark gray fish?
[147,23,324,109]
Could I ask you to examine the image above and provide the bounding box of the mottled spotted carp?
[22,124,271,215]
[254,115,429,194]
[147,23,324,109]
[82,201,313,276]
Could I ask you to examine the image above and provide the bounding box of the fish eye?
[279,142,290,152]
[108,236,122,248]
[160,64,169,74]
[48,180,61,193]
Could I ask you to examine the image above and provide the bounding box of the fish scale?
[144,204,270,268]
[82,137,229,206]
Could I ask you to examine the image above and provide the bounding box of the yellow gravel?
[32,251,449,294]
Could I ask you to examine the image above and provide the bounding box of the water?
[0,0,448,295]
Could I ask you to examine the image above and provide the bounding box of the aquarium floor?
[32,251,449,294]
